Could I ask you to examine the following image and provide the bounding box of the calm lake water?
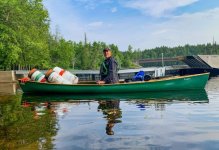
[1,77,219,150]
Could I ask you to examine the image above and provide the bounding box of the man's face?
[103,50,112,58]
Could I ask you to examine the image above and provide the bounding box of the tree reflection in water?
[97,100,122,135]
[0,94,58,149]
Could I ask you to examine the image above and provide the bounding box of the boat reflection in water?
[22,90,208,136]
[22,89,208,102]
[22,89,209,117]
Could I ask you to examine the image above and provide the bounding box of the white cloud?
[121,0,199,17]
[152,29,169,35]
[94,7,219,50]
[88,21,104,28]
[74,0,113,10]
[140,7,219,48]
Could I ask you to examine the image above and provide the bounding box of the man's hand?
[96,80,105,85]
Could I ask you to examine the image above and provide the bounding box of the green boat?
[18,73,209,94]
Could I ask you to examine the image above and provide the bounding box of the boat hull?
[19,73,209,94]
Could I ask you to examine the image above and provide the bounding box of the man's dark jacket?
[100,57,119,84]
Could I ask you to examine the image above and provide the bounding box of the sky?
[43,0,219,51]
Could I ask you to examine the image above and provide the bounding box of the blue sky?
[43,0,219,51]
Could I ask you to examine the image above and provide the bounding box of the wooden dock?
[0,71,17,94]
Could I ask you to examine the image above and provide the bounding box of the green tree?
[0,24,21,70]
[0,0,50,69]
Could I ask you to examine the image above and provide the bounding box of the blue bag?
[132,71,145,81]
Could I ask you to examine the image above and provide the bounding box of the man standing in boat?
[97,48,119,84]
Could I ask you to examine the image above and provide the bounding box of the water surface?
[0,78,219,149]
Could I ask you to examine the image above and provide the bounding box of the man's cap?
[103,48,111,52]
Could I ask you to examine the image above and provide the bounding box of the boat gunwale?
[18,73,210,86]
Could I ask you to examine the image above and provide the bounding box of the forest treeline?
[0,0,219,70]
